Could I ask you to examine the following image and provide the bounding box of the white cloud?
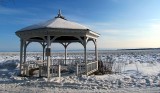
[0,6,35,15]
[150,22,160,32]
[151,19,160,21]
[91,22,111,26]
[94,21,160,49]
[0,6,19,14]
[147,21,160,40]
[111,0,119,3]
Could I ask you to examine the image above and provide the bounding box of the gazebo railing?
[76,60,98,75]
[44,59,98,75]
[22,59,98,76]
[86,61,98,75]
[21,60,44,76]
[50,59,82,66]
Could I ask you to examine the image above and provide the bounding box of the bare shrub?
[94,56,115,75]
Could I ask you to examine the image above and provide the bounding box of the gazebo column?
[64,46,67,65]
[84,44,87,75]
[95,39,98,70]
[84,37,88,75]
[23,41,29,76]
[20,39,24,75]
[61,42,70,65]
[23,41,31,64]
[46,36,51,80]
[42,42,46,65]
[40,42,46,67]
[23,41,27,64]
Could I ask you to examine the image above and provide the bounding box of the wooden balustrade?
[22,59,98,77]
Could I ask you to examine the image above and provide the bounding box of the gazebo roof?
[19,10,89,31]
[16,10,100,42]
[19,16,89,32]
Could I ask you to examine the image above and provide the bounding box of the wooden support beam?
[58,65,61,82]
[84,37,88,75]
[95,39,98,70]
[46,35,51,81]
[20,39,24,75]
[76,64,79,76]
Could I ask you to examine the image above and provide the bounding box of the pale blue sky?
[0,0,160,51]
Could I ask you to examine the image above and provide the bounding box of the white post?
[39,65,42,77]
[42,43,45,66]
[84,37,87,75]
[20,39,24,75]
[47,36,51,80]
[58,65,61,82]
[64,46,67,65]
[79,59,82,74]
[51,66,54,76]
[76,63,79,76]
[26,64,29,76]
[24,41,27,64]
[62,42,69,66]
[95,39,98,70]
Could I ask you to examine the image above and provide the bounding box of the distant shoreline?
[0,48,160,52]
[119,48,160,50]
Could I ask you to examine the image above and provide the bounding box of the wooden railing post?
[26,64,29,76]
[58,65,61,82]
[76,63,79,76]
[39,65,42,77]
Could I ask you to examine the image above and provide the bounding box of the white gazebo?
[15,10,100,79]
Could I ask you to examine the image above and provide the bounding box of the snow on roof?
[19,11,89,31]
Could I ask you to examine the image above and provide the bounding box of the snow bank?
[0,51,160,93]
[123,62,160,76]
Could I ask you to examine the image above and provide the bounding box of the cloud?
[89,22,112,30]
[147,21,160,40]
[0,6,19,14]
[92,22,111,26]
[0,6,35,15]
[14,17,51,25]
[151,19,160,21]
[92,20,160,49]
[150,22,160,32]
[0,5,54,26]
[98,36,160,49]
[99,28,149,39]
[111,0,119,3]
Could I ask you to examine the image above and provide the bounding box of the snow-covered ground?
[0,50,160,93]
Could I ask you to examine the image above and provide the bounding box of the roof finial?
[58,9,62,17]
[55,9,66,20]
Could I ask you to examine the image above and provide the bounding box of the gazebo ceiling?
[15,10,100,41]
